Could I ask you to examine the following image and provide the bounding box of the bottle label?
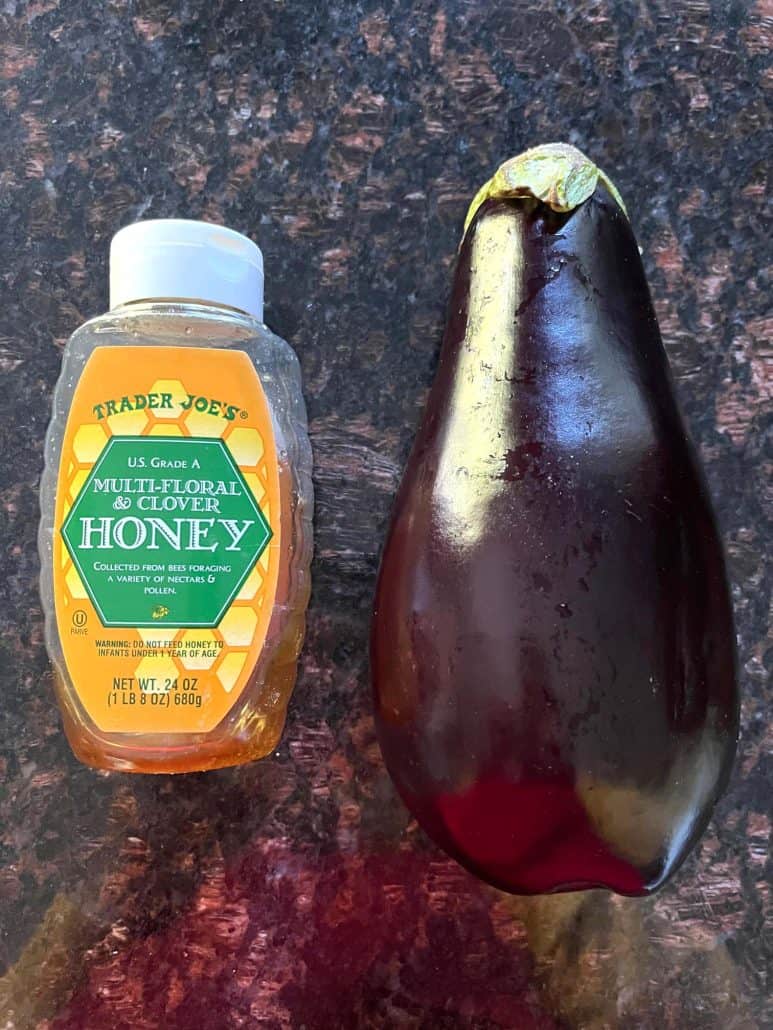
[52,346,282,734]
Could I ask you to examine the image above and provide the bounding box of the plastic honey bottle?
[39,220,313,772]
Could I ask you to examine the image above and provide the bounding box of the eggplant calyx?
[464,142,627,233]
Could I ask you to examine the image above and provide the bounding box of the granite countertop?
[0,2,770,1028]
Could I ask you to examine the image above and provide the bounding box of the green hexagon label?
[61,436,272,628]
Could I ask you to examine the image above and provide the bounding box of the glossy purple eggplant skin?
[371,185,739,896]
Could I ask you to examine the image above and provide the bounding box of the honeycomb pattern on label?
[58,377,275,704]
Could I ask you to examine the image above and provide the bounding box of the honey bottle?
[39,220,312,772]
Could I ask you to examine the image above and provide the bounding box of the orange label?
[53,346,281,733]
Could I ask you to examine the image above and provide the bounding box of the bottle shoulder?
[63,304,300,374]
[68,303,267,343]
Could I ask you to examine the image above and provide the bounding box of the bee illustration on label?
[151,605,170,620]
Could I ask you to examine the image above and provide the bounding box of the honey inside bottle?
[39,221,312,773]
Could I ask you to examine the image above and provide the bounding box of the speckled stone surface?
[0,2,770,1028]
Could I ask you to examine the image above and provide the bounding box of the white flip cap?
[109,218,264,320]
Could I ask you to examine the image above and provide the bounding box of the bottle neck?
[112,297,258,319]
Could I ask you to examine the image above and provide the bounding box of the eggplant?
[371,144,738,896]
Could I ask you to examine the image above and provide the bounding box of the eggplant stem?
[464,143,627,234]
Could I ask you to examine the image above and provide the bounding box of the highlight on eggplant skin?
[370,144,739,898]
